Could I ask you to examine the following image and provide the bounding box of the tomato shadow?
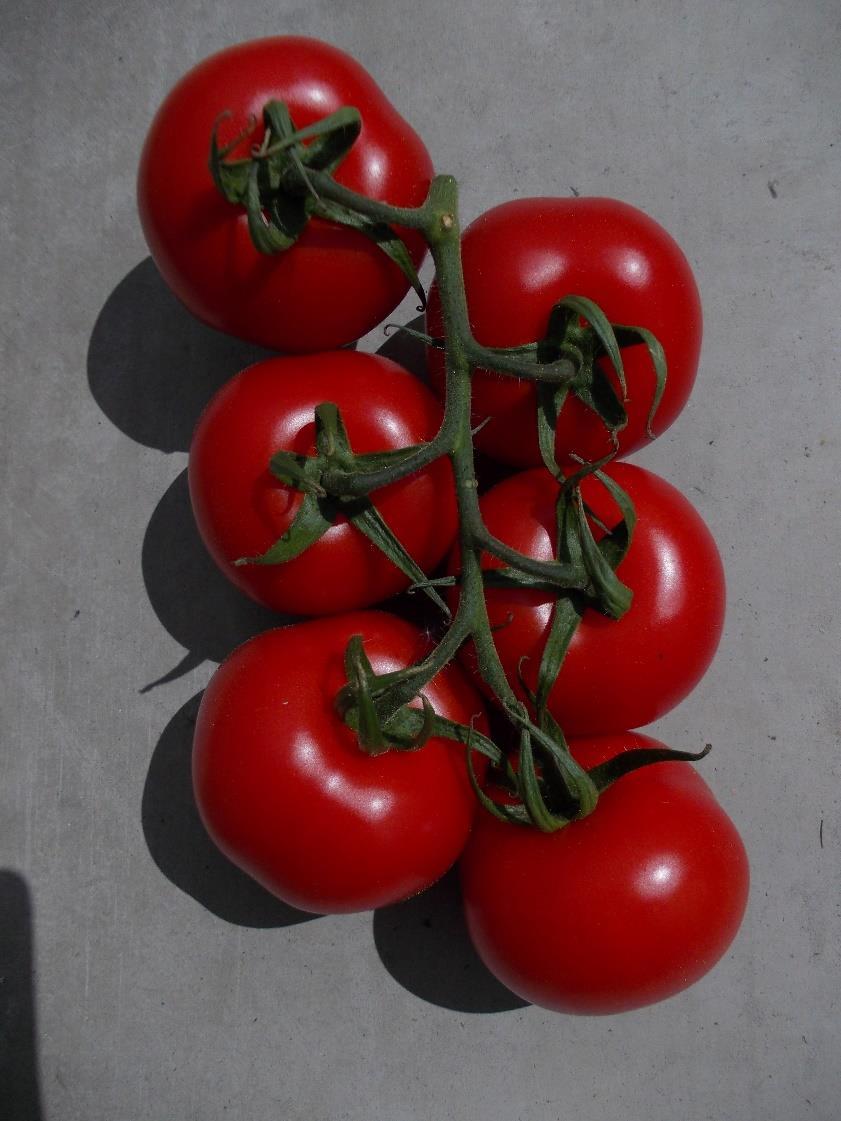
[140,467,296,689]
[87,257,277,453]
[140,465,449,691]
[0,871,45,1120]
[142,692,316,927]
[373,869,528,1013]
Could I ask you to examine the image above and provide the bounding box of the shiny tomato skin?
[427,197,702,467]
[138,37,432,352]
[451,463,725,734]
[193,612,487,914]
[460,731,749,1014]
[188,351,458,616]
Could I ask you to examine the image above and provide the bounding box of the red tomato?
[188,351,458,616]
[427,197,702,466]
[193,612,487,913]
[460,731,749,1013]
[451,462,725,733]
[138,37,432,352]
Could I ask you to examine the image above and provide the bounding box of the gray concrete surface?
[2,0,839,1118]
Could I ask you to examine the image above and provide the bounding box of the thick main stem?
[422,180,527,716]
[304,166,598,816]
[353,175,523,721]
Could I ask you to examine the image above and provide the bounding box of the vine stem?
[302,169,574,728]
[210,144,635,827]
[210,109,714,827]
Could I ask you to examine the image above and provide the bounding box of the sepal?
[209,100,425,301]
[588,743,712,793]
[234,491,334,566]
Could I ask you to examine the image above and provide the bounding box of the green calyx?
[236,402,451,619]
[210,101,425,306]
[512,294,668,455]
[336,634,504,765]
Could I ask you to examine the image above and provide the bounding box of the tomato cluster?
[138,37,747,1017]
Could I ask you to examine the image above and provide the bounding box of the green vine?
[210,101,708,831]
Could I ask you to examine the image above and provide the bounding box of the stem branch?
[239,131,615,825]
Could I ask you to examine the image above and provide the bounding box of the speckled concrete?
[2,1,840,1118]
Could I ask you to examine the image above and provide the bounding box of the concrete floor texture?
[2,0,839,1118]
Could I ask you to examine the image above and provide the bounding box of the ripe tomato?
[460,731,749,1013]
[193,612,486,913]
[451,462,725,733]
[138,37,433,352]
[427,197,702,467]
[188,350,458,616]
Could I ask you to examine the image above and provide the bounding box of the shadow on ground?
[374,869,528,1013]
[140,468,294,689]
[87,257,276,453]
[0,871,44,1120]
[142,693,316,928]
